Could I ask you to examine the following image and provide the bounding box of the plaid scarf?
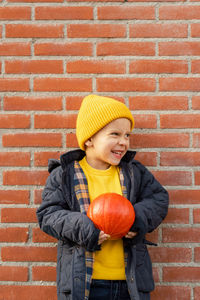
[74,160,128,300]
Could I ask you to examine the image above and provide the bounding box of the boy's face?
[85,118,131,170]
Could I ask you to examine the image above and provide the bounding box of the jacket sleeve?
[36,166,100,252]
[130,162,169,243]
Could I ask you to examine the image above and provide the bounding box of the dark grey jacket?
[36,149,169,300]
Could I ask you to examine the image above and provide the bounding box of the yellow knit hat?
[76,94,135,150]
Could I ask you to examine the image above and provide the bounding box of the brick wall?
[0,0,200,299]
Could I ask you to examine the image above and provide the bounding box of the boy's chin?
[109,159,122,166]
[110,154,125,165]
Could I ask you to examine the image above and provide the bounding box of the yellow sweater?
[79,157,126,280]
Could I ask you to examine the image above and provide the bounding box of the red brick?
[0,266,28,282]
[0,152,30,166]
[0,7,31,19]
[3,133,62,147]
[160,114,200,128]
[67,0,123,1]
[34,151,61,167]
[8,0,63,2]
[130,60,188,74]
[4,96,63,111]
[194,247,200,262]
[0,190,29,205]
[160,77,200,91]
[0,42,31,56]
[32,266,56,281]
[35,42,92,56]
[5,60,63,74]
[130,133,189,148]
[130,24,187,38]
[2,246,57,262]
[193,133,200,148]
[35,114,76,129]
[97,78,156,92]
[134,152,157,167]
[159,42,200,56]
[34,77,92,92]
[152,267,159,283]
[163,267,200,282]
[2,208,37,223]
[193,209,200,223]
[162,227,200,243]
[6,24,64,38]
[159,5,200,19]
[191,60,200,73]
[3,170,48,186]
[195,171,200,185]
[149,247,192,263]
[169,190,200,205]
[67,60,126,74]
[194,287,200,300]
[161,152,200,166]
[97,6,155,20]
[164,207,189,224]
[0,78,29,92]
[146,229,159,244]
[129,0,185,1]
[0,286,57,300]
[0,227,28,242]
[97,42,155,56]
[66,96,82,110]
[152,170,192,186]
[0,114,30,128]
[32,228,57,243]
[35,6,93,19]
[66,133,78,148]
[34,189,42,204]
[192,96,200,109]
[152,286,191,300]
[129,96,188,110]
[134,114,157,129]
[67,24,126,38]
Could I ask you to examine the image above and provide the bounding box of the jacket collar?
[47,149,85,173]
[120,150,137,163]
[60,149,85,168]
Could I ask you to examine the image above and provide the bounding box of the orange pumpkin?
[87,193,135,239]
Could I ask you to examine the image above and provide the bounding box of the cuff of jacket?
[129,215,147,245]
[86,228,101,252]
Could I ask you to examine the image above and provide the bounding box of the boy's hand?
[98,231,110,245]
[125,231,138,239]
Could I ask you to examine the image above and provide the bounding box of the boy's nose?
[119,137,129,146]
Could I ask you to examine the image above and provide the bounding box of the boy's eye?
[125,133,130,138]
[111,132,119,136]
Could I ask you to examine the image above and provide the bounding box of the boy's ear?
[85,138,93,148]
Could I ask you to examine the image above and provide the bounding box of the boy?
[37,94,169,300]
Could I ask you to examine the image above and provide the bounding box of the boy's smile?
[85,118,131,170]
